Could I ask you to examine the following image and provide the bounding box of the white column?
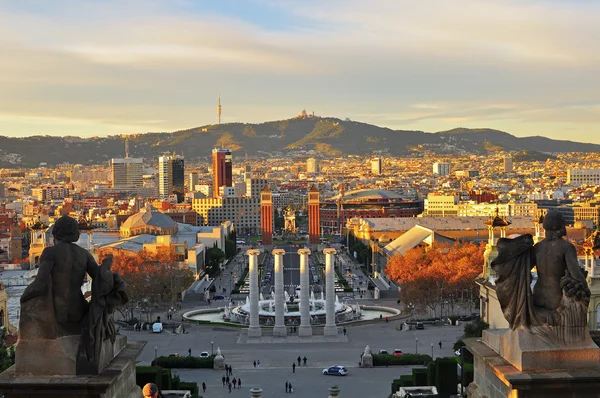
[324,248,338,335]
[247,249,261,337]
[272,249,287,337]
[298,248,312,336]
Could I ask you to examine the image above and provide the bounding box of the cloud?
[0,0,599,143]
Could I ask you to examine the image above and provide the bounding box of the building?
[188,172,198,192]
[0,183,5,199]
[503,156,513,173]
[308,185,320,245]
[306,158,318,174]
[31,185,70,203]
[159,154,185,202]
[425,194,459,216]
[192,196,261,235]
[260,185,273,246]
[433,162,450,176]
[567,168,600,185]
[371,158,382,175]
[120,205,178,238]
[212,148,232,198]
[246,178,269,199]
[111,157,143,188]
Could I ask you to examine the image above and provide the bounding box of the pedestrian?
[253,360,256,368]
[439,340,442,349]
[343,327,347,336]
[289,382,293,393]
[208,298,211,304]
[380,314,383,320]
[297,356,301,366]
[228,382,232,393]
[292,363,296,373]
[303,356,307,366]
[285,381,289,393]
[233,378,237,388]
[238,378,241,388]
[257,359,260,368]
[385,316,389,323]
[188,348,191,356]
[226,375,229,384]
[229,365,233,376]
[142,382,160,398]
[222,375,226,387]
[202,382,206,393]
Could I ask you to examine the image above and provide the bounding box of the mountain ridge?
[0,117,598,167]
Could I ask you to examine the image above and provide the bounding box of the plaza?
[125,311,464,397]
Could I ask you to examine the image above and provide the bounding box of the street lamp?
[211,341,214,356]
[431,343,434,359]
[415,337,418,354]
[154,346,158,365]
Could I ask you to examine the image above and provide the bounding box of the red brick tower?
[308,184,320,245]
[260,184,273,246]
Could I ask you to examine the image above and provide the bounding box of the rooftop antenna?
[217,90,222,125]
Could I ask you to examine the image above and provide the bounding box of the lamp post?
[431,343,434,359]
[154,346,158,365]
[211,341,214,356]
[415,337,418,354]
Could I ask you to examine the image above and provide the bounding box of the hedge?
[412,367,428,386]
[373,353,432,366]
[160,368,172,390]
[136,366,161,389]
[399,374,413,387]
[179,382,199,396]
[435,358,458,398]
[151,355,215,368]
[391,378,402,394]
[426,361,436,386]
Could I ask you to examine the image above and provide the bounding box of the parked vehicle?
[322,365,348,376]
[214,295,225,300]
[152,322,163,333]
[200,351,210,358]
[393,349,403,356]
[415,322,424,330]
[378,349,389,355]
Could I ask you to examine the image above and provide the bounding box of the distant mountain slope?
[0,118,598,167]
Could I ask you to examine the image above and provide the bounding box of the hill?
[0,117,598,167]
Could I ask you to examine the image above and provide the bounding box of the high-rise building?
[371,158,382,175]
[246,178,269,199]
[189,172,199,192]
[306,158,318,174]
[433,162,451,176]
[159,154,185,202]
[111,158,143,188]
[212,148,232,198]
[503,156,513,173]
[0,182,5,199]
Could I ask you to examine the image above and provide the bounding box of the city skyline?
[1,1,599,143]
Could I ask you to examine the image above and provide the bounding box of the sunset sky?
[1,0,599,143]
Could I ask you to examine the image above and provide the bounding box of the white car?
[322,365,348,376]
[152,322,163,333]
[200,351,210,358]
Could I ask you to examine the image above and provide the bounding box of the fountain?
[335,295,340,304]
[321,292,324,301]
[260,293,265,301]
[310,290,316,301]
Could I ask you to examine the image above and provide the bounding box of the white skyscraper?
[159,156,173,200]
[503,156,513,173]
[306,158,318,173]
[371,158,382,175]
[433,162,451,176]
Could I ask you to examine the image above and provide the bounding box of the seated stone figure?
[16,215,128,375]
[491,211,591,345]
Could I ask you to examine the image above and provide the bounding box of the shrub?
[426,361,437,385]
[391,378,402,394]
[136,366,161,389]
[179,382,199,396]
[399,374,413,387]
[412,367,428,386]
[151,355,215,369]
[160,368,172,390]
[463,319,489,338]
[435,358,458,398]
[373,353,432,366]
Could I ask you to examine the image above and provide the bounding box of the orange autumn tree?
[386,241,485,317]
[99,248,194,321]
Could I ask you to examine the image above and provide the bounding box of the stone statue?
[491,212,591,345]
[16,215,128,375]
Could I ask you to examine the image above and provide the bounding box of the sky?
[1,0,599,143]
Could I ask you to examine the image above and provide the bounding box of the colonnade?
[246,248,338,337]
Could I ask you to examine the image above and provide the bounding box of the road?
[260,244,321,297]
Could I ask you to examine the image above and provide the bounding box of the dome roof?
[333,189,404,202]
[121,205,177,231]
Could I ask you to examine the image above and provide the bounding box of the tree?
[205,247,225,276]
[225,239,236,259]
[0,327,14,372]
[386,242,485,317]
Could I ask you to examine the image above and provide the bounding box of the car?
[168,353,179,357]
[393,349,403,356]
[152,322,163,333]
[378,349,389,355]
[455,349,461,356]
[322,365,348,376]
[214,295,225,300]
[200,351,210,358]
[415,322,424,330]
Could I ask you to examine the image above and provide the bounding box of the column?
[272,249,287,337]
[323,248,338,336]
[247,249,261,337]
[298,248,312,336]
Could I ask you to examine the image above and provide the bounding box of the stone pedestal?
[0,339,145,398]
[328,385,341,397]
[272,249,287,337]
[360,353,373,368]
[465,333,600,398]
[213,350,225,370]
[298,248,312,337]
[250,387,263,397]
[323,248,338,336]
[247,249,262,338]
